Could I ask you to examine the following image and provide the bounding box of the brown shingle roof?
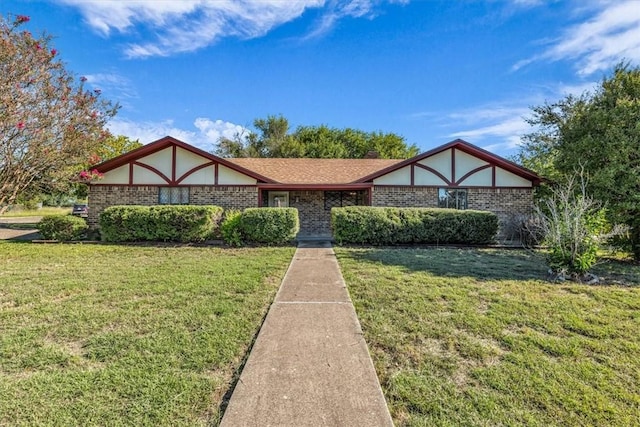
[227,158,403,184]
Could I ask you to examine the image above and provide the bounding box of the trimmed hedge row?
[99,205,223,242]
[38,215,88,241]
[331,206,498,245]
[240,208,299,245]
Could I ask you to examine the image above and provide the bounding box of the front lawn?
[336,247,640,426]
[0,242,295,426]
[0,207,71,217]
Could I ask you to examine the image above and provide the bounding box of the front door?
[268,191,289,208]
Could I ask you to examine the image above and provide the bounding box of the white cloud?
[410,101,536,155]
[83,72,138,100]
[194,118,248,144]
[515,1,640,76]
[107,117,248,152]
[419,76,603,156]
[56,0,403,57]
[556,81,598,97]
[449,116,530,151]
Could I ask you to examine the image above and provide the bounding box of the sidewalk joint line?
[275,301,351,304]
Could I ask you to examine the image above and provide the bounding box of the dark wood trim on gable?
[175,161,216,185]
[455,164,492,186]
[171,145,177,182]
[94,136,276,184]
[414,163,452,185]
[451,148,456,184]
[132,161,171,184]
[355,139,541,185]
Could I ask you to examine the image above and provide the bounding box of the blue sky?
[4,1,640,157]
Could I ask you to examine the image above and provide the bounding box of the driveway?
[0,216,42,240]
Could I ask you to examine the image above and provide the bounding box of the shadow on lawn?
[341,246,550,282]
[0,223,41,241]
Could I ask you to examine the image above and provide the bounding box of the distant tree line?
[215,115,419,159]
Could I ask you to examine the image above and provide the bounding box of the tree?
[0,14,117,213]
[215,114,418,159]
[292,125,419,159]
[518,63,640,259]
[96,134,142,162]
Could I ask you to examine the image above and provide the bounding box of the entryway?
[262,189,369,238]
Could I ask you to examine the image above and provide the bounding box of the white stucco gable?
[94,136,270,187]
[364,139,539,188]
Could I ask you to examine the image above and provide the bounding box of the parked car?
[72,204,89,218]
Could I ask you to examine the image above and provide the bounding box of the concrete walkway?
[220,242,393,427]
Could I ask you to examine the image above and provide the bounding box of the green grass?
[0,207,71,217]
[0,242,295,426]
[336,247,640,426]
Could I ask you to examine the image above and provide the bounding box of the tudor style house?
[88,136,541,238]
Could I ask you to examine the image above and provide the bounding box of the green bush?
[38,215,88,241]
[240,208,299,245]
[99,205,223,242]
[534,173,629,277]
[220,209,244,247]
[331,206,498,245]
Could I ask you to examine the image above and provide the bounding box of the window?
[268,191,289,207]
[324,190,368,210]
[159,187,189,205]
[438,188,467,209]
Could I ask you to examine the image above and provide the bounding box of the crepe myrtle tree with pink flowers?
[0,13,118,213]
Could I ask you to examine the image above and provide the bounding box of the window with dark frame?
[438,188,467,209]
[158,187,190,205]
[324,190,368,210]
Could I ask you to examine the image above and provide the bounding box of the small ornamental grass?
[529,171,628,280]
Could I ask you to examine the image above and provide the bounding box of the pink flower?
[16,122,25,130]
[51,49,57,56]
[78,168,104,181]
[88,154,101,165]
[35,43,42,50]
[16,15,30,23]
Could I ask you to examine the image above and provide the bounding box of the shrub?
[533,172,628,277]
[220,209,244,247]
[331,206,498,245]
[99,205,223,242]
[240,208,299,245]
[38,215,88,241]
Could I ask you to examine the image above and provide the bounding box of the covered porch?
[258,184,372,238]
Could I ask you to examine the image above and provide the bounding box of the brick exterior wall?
[372,186,534,240]
[87,185,258,228]
[88,184,533,240]
[289,191,331,237]
[372,186,439,208]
